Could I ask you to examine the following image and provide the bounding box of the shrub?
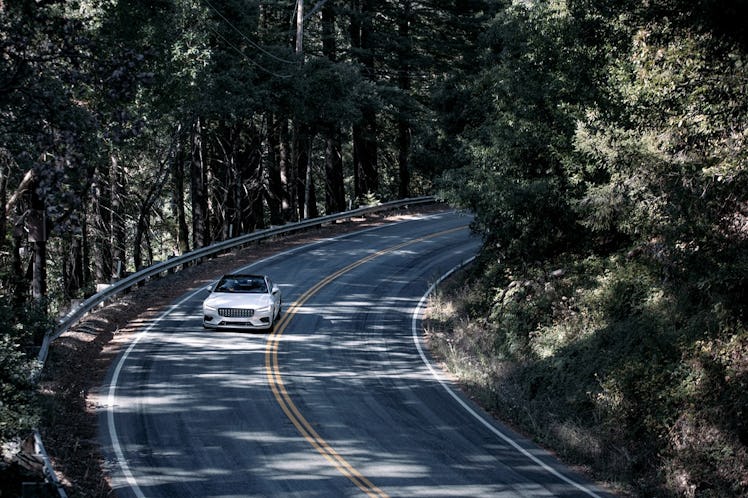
[0,299,47,445]
[0,335,40,443]
[426,249,748,496]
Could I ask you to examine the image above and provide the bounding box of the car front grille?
[218,308,254,318]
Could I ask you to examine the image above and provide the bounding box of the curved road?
[100,211,611,497]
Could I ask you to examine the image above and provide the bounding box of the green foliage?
[571,19,748,315]
[432,1,748,493]
[667,335,748,497]
[429,252,747,495]
[0,1,101,225]
[296,57,375,130]
[439,0,747,300]
[357,191,381,207]
[0,336,40,442]
[438,0,606,261]
[0,300,44,444]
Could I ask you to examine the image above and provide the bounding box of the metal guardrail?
[32,429,69,498]
[33,196,435,496]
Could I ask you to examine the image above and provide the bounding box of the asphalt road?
[99,211,612,498]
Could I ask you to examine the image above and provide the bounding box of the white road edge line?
[105,291,197,498]
[411,257,605,498]
[105,213,451,497]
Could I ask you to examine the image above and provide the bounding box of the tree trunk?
[302,136,318,219]
[190,117,210,248]
[265,114,284,225]
[325,131,345,213]
[29,184,46,300]
[91,162,112,283]
[353,112,378,199]
[10,230,25,307]
[81,212,91,290]
[397,119,411,198]
[397,2,412,199]
[32,240,46,299]
[350,0,378,200]
[213,123,234,241]
[322,3,346,214]
[246,120,265,230]
[172,123,190,254]
[132,203,148,271]
[63,235,84,300]
[279,118,294,221]
[110,155,126,279]
[0,153,7,254]
[294,126,308,220]
[322,0,337,61]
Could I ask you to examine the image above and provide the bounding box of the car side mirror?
[272,285,280,294]
[206,284,214,291]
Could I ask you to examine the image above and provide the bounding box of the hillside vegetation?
[432,1,747,496]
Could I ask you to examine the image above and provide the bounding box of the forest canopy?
[1,0,746,495]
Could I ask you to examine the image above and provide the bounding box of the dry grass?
[422,255,748,497]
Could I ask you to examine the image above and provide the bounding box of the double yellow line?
[264,226,464,497]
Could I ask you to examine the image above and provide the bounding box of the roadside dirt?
[36,206,445,498]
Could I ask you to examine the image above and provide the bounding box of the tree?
[347,0,379,200]
[321,0,346,213]
[1,1,100,303]
[439,1,596,260]
[571,0,748,315]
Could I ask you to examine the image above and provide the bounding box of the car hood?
[204,293,272,308]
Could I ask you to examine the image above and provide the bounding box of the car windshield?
[215,276,268,293]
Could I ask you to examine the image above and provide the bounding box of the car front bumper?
[203,308,274,329]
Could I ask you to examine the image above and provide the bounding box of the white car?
[203,274,282,331]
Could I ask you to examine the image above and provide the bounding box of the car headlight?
[203,304,217,312]
[255,305,271,313]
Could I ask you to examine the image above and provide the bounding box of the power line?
[201,0,296,65]
[304,0,329,22]
[203,21,293,79]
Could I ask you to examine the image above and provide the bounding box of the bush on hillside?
[0,299,48,445]
[427,252,747,496]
